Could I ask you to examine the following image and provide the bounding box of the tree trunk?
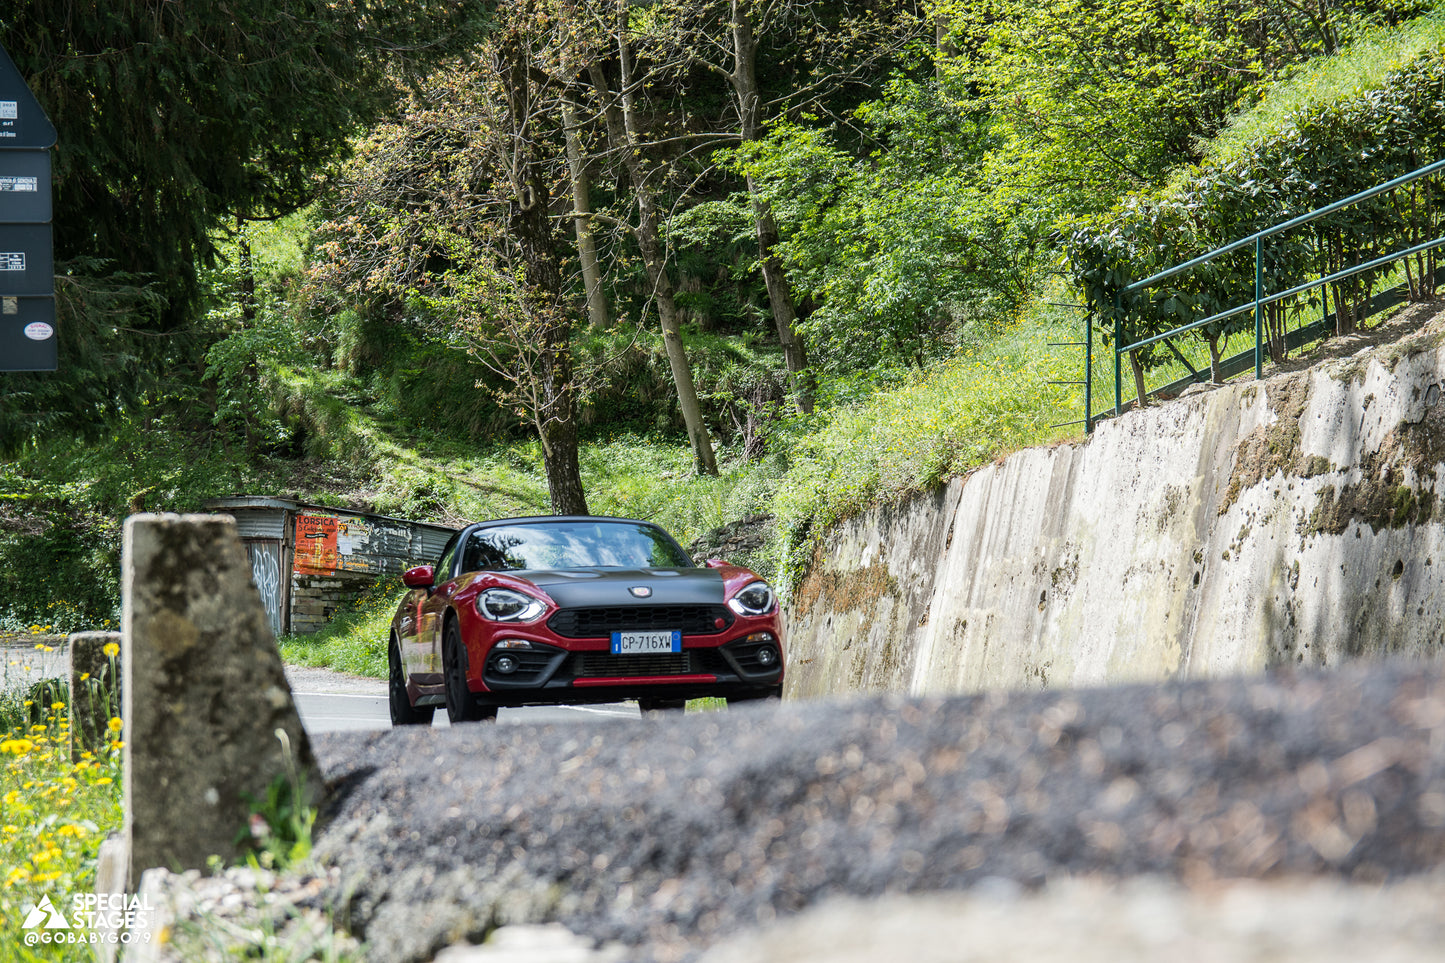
[561,92,608,330]
[1129,350,1149,409]
[237,227,257,326]
[235,220,261,452]
[536,347,589,516]
[1206,335,1223,384]
[498,27,589,514]
[1266,305,1287,364]
[590,38,718,476]
[730,0,813,414]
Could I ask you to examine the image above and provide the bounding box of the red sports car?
[388,515,785,724]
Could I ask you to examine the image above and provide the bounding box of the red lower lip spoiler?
[571,674,718,687]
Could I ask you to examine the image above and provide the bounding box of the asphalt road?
[0,637,69,694]
[3,641,638,733]
[291,689,640,732]
[282,664,643,732]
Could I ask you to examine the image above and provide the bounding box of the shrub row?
[1066,31,1445,393]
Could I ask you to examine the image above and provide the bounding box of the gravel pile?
[128,864,359,963]
[311,659,1445,962]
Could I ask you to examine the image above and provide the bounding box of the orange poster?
[295,515,340,575]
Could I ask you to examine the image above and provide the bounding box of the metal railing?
[1085,157,1445,432]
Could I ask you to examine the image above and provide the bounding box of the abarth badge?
[629,586,652,598]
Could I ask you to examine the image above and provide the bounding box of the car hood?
[514,567,726,608]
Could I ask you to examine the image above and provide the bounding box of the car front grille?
[575,651,696,677]
[548,604,733,639]
[572,648,731,678]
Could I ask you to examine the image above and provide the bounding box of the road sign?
[0,296,56,371]
[0,150,50,221]
[0,223,52,296]
[0,42,56,372]
[0,44,56,149]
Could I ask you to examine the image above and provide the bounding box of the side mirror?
[402,564,435,589]
[701,558,726,569]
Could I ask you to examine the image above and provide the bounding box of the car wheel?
[726,686,782,707]
[389,636,434,727]
[638,697,687,713]
[444,620,498,724]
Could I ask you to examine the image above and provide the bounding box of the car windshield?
[459,521,692,572]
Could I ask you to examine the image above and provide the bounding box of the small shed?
[206,497,457,636]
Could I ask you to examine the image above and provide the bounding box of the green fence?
[1085,156,1445,432]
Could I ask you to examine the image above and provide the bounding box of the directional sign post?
[1,296,56,371]
[0,150,51,221]
[0,41,57,372]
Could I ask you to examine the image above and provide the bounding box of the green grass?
[767,300,1084,581]
[278,580,399,678]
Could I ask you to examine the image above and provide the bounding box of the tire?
[726,686,782,708]
[638,697,687,713]
[389,636,434,727]
[443,620,498,724]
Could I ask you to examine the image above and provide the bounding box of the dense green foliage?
[1066,10,1445,387]
[0,0,490,449]
[2,0,1443,633]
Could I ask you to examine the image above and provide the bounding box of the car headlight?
[476,587,546,622]
[728,580,776,616]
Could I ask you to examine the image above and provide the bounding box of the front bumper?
[475,632,784,707]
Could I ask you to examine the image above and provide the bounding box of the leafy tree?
[958,0,1431,221]
[1066,27,1445,402]
[738,78,1033,375]
[0,0,489,449]
[662,0,922,412]
[311,41,594,514]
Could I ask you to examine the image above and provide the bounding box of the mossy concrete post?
[123,514,319,882]
[69,631,121,762]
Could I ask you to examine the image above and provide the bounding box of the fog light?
[756,646,777,667]
[494,655,519,675]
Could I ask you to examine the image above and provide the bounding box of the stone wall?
[288,571,375,636]
[784,323,1445,699]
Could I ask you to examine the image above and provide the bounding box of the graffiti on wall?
[246,541,283,635]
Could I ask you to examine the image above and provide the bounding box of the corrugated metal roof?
[205,496,458,537]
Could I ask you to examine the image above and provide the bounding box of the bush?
[1066,20,1445,384]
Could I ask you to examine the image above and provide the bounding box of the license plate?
[611,630,681,654]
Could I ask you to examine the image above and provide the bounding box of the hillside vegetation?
[1,0,1443,643]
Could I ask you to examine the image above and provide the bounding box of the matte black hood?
[519,567,725,608]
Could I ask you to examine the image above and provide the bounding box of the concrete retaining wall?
[784,326,1445,699]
